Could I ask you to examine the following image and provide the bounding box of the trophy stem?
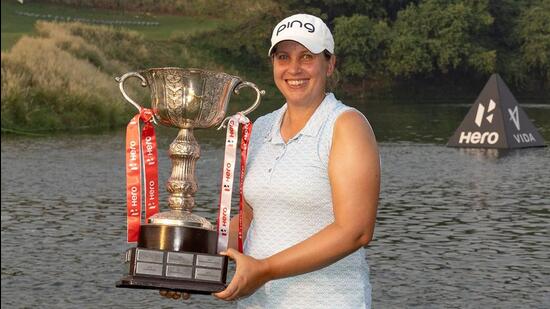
[166,128,200,212]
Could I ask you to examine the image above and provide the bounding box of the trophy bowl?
[115,67,263,294]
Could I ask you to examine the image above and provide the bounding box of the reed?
[0,21,147,132]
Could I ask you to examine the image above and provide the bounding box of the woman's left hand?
[213,248,271,301]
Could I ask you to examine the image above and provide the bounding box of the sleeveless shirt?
[238,93,372,309]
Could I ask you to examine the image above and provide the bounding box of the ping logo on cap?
[269,14,334,56]
[276,20,315,36]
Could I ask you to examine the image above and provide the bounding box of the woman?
[162,13,380,308]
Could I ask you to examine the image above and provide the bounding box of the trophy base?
[117,225,228,294]
[117,274,226,294]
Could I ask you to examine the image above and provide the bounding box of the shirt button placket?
[268,144,285,182]
[276,145,286,162]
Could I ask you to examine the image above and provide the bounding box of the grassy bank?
[0,1,261,133]
[1,22,139,132]
[1,1,224,51]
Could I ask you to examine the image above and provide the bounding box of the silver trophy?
[115,67,263,293]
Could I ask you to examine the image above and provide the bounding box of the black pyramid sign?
[447,74,545,148]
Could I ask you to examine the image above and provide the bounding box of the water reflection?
[459,147,502,160]
[1,103,549,308]
[454,148,543,161]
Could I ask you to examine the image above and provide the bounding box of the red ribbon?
[125,109,159,243]
[238,122,252,253]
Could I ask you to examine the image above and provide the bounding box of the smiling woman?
[159,13,381,309]
[219,14,380,308]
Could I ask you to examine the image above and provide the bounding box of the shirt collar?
[265,93,336,144]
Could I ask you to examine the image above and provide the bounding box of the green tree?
[333,15,390,80]
[282,0,417,22]
[187,11,282,69]
[283,0,384,21]
[487,0,533,90]
[387,0,495,78]
[515,0,550,89]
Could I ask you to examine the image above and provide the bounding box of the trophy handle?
[234,81,265,115]
[115,72,148,112]
[218,81,265,129]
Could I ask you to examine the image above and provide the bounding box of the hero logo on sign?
[459,99,499,144]
[474,99,496,127]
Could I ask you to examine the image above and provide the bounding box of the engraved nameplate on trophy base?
[119,248,228,293]
[117,225,229,294]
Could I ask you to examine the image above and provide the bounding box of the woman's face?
[272,40,335,107]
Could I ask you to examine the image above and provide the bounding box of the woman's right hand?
[159,289,190,300]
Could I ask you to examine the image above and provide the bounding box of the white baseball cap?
[268,14,334,56]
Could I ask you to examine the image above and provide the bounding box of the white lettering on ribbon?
[217,114,250,253]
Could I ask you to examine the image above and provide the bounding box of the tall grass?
[41,0,277,18]
[37,21,150,70]
[1,21,146,132]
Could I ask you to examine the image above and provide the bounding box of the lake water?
[2,101,549,308]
